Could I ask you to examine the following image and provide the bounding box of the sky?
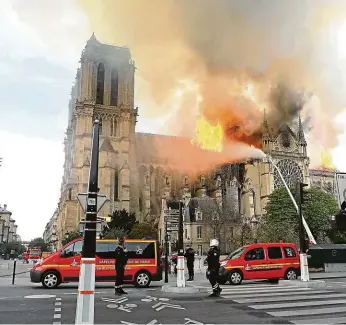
[0,0,346,241]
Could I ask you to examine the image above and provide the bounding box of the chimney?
[4,204,7,210]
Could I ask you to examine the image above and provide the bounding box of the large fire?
[319,149,336,170]
[192,118,223,153]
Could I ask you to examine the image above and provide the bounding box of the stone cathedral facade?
[55,35,337,251]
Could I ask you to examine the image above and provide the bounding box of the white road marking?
[107,304,118,309]
[53,314,61,319]
[53,296,62,324]
[158,298,169,301]
[56,297,61,301]
[24,294,56,299]
[54,308,61,312]
[55,302,61,306]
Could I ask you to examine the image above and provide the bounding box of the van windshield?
[227,247,246,260]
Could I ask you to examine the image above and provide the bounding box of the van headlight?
[220,261,227,267]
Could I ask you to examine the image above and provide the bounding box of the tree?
[29,237,48,251]
[258,187,339,243]
[62,230,81,246]
[128,223,158,239]
[102,228,124,239]
[0,241,25,255]
[107,209,137,234]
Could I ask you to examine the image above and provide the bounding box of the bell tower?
[58,33,139,235]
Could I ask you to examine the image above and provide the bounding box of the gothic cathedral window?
[96,63,105,105]
[114,169,119,200]
[110,118,117,137]
[99,117,103,135]
[110,68,119,106]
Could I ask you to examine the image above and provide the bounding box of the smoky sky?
[79,0,346,154]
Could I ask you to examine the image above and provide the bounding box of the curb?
[279,279,326,289]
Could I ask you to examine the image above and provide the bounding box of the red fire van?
[30,238,162,289]
[218,242,300,285]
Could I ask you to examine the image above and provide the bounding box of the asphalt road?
[1,268,346,324]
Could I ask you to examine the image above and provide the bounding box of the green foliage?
[0,241,25,255]
[62,230,81,246]
[29,237,49,251]
[108,209,137,233]
[128,223,158,239]
[102,228,124,239]
[258,187,339,243]
[329,231,346,244]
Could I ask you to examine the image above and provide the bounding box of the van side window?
[245,248,265,261]
[284,247,296,258]
[96,242,109,253]
[126,242,156,259]
[63,241,82,257]
[73,241,83,255]
[267,247,283,259]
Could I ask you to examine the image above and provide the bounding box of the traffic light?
[296,182,309,204]
[296,182,309,254]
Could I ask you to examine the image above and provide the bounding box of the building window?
[114,170,119,200]
[229,227,234,239]
[110,68,118,106]
[197,211,202,221]
[96,63,105,104]
[110,118,117,137]
[197,226,202,239]
[249,190,255,217]
[98,117,103,135]
[185,229,187,239]
[68,188,72,200]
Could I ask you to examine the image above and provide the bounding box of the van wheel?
[134,271,151,288]
[42,271,60,289]
[229,270,243,285]
[284,268,298,280]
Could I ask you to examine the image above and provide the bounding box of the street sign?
[164,209,179,214]
[77,193,109,213]
[167,225,179,232]
[164,216,179,223]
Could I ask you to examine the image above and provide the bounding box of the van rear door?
[266,246,285,278]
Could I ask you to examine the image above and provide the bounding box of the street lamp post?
[75,120,100,325]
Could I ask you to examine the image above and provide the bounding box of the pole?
[75,120,100,325]
[177,201,185,287]
[297,182,309,282]
[12,259,16,285]
[164,218,169,283]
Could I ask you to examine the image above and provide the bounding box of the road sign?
[77,193,109,213]
[164,216,179,223]
[164,209,179,214]
[167,225,179,232]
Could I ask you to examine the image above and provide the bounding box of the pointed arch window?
[114,169,119,200]
[110,68,119,106]
[96,63,105,104]
[98,117,103,135]
[111,118,117,137]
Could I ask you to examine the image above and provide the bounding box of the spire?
[88,32,98,43]
[262,109,271,140]
[297,115,306,145]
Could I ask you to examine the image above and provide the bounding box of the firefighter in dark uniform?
[206,239,222,297]
[114,238,129,295]
[184,245,195,281]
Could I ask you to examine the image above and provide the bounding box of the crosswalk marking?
[234,292,343,303]
[220,283,346,324]
[250,298,346,310]
[269,306,346,317]
[292,316,346,324]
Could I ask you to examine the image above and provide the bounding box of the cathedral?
[55,35,337,252]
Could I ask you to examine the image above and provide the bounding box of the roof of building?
[0,205,11,214]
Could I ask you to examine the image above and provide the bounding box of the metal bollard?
[12,259,17,285]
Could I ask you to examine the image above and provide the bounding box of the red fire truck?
[23,248,42,264]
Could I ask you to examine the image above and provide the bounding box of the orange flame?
[319,149,336,170]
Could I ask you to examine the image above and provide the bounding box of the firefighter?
[184,245,195,281]
[206,239,222,297]
[114,238,129,295]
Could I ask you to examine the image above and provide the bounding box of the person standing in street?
[185,245,195,281]
[114,237,129,295]
[206,239,222,297]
